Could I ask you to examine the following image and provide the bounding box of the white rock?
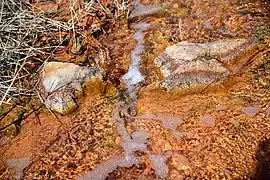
[155,39,248,89]
[40,62,101,115]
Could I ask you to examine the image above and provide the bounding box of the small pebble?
[200,114,216,127]
[242,105,259,117]
[202,22,214,30]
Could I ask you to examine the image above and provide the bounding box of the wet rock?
[242,105,259,117]
[154,39,247,89]
[40,62,101,115]
[218,29,238,37]
[200,114,216,127]
[5,157,31,180]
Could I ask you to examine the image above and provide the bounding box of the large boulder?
[154,39,247,89]
[40,62,101,115]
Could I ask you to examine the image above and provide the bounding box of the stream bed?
[79,1,177,179]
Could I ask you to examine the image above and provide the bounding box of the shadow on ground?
[254,138,270,180]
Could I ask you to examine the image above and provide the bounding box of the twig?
[0,103,17,121]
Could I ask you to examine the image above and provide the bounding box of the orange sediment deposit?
[1,0,270,179]
[228,44,270,73]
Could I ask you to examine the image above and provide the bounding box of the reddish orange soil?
[0,0,269,179]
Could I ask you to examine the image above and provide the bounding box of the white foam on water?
[121,23,150,89]
[79,111,151,180]
[78,156,137,180]
[122,67,144,86]
[148,151,172,179]
[121,22,150,103]
[113,111,150,157]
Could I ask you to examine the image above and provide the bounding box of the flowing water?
[120,23,150,109]
[78,1,176,179]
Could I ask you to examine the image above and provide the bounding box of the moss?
[254,23,270,44]
[251,55,270,89]
[0,106,4,116]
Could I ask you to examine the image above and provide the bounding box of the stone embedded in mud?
[5,157,31,180]
[40,61,102,115]
[154,39,248,89]
[200,114,216,127]
[242,105,259,117]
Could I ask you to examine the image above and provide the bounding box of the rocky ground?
[0,0,270,179]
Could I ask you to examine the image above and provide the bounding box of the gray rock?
[242,105,259,117]
[40,62,101,115]
[5,157,31,180]
[129,0,161,19]
[154,39,247,89]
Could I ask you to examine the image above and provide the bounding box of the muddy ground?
[0,0,270,179]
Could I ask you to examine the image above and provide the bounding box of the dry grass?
[0,0,70,106]
[0,0,130,108]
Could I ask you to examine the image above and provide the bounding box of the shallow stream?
[79,1,181,179]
